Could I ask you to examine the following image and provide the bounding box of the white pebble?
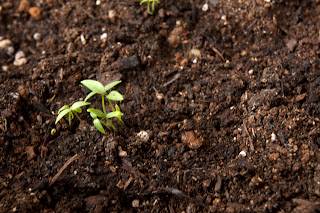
[118,146,127,157]
[33,33,41,40]
[96,0,101,5]
[132,199,139,208]
[13,51,27,66]
[248,69,254,75]
[202,3,209,12]
[0,39,12,51]
[2,65,9,72]
[6,46,15,55]
[100,33,108,42]
[80,34,86,45]
[271,133,276,141]
[239,151,247,157]
[137,130,149,142]
[192,58,197,64]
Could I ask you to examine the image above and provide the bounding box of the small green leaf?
[89,112,97,119]
[84,91,96,102]
[107,91,123,101]
[105,80,122,91]
[87,108,106,118]
[115,104,121,112]
[140,0,149,5]
[106,111,123,119]
[93,118,105,134]
[58,105,69,114]
[81,80,106,94]
[55,108,71,124]
[70,101,90,111]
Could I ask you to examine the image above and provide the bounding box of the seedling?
[55,101,90,125]
[140,0,159,15]
[54,80,124,134]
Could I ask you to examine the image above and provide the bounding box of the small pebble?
[202,3,209,12]
[13,51,27,66]
[132,199,139,208]
[2,65,9,72]
[239,151,246,157]
[96,0,101,5]
[80,34,86,45]
[271,133,276,141]
[189,48,201,58]
[33,33,41,40]
[248,69,254,75]
[0,39,12,51]
[100,33,108,42]
[28,7,41,20]
[7,46,15,55]
[108,10,116,23]
[137,130,149,142]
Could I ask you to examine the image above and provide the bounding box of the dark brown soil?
[1,0,320,212]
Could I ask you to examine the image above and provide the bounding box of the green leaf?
[55,108,71,124]
[93,118,105,134]
[105,80,122,91]
[89,112,97,119]
[81,80,106,95]
[140,0,149,5]
[87,108,106,118]
[106,111,123,119]
[107,91,124,101]
[70,101,90,111]
[84,91,96,102]
[115,104,121,112]
[58,105,69,114]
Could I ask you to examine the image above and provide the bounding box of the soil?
[1,0,320,212]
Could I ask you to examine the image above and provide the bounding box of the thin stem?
[108,98,115,112]
[68,113,72,126]
[147,1,152,14]
[102,95,107,115]
[73,112,82,122]
[101,120,112,131]
[106,118,116,130]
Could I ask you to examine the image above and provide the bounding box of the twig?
[49,153,84,186]
[243,121,254,151]
[163,73,181,87]
[211,46,225,61]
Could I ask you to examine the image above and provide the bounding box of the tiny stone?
[108,10,116,23]
[248,69,254,75]
[239,151,246,157]
[28,7,41,20]
[192,58,197,64]
[96,0,101,5]
[100,33,108,42]
[2,65,9,71]
[6,46,15,55]
[0,39,12,51]
[80,34,86,45]
[33,33,41,40]
[137,130,149,142]
[189,48,201,58]
[13,51,27,66]
[271,133,276,141]
[202,3,209,12]
[132,199,139,208]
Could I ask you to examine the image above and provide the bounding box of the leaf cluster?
[55,80,124,134]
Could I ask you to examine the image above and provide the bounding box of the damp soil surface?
[1,0,320,212]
